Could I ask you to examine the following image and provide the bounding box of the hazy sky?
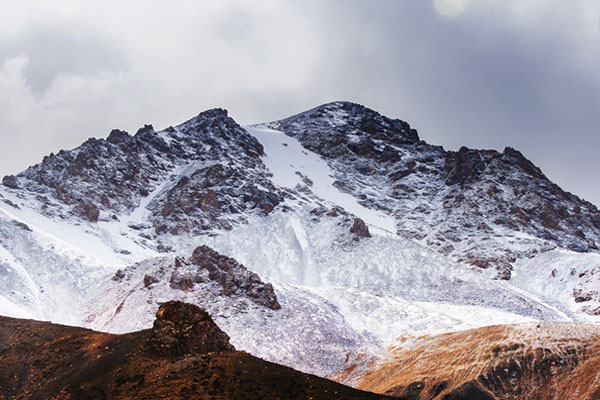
[1,1,599,205]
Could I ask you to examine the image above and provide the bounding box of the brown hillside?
[354,323,600,400]
[0,301,389,400]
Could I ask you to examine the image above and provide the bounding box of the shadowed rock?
[148,301,234,357]
[188,245,281,310]
[72,200,100,223]
[350,217,371,238]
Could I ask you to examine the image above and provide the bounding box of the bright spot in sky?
[433,0,472,18]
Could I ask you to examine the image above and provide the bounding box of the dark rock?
[430,381,449,398]
[107,129,130,144]
[495,268,512,281]
[135,124,155,137]
[143,274,159,287]
[2,175,19,189]
[189,245,281,310]
[11,220,31,231]
[169,270,195,291]
[350,218,371,238]
[573,288,594,303]
[442,382,494,400]
[503,147,545,179]
[2,199,20,209]
[72,200,100,223]
[112,270,125,281]
[147,301,234,357]
[581,305,600,315]
[153,163,282,235]
[444,147,484,186]
[267,101,419,161]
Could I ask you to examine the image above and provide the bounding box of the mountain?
[348,322,600,399]
[0,300,389,399]
[1,101,599,382]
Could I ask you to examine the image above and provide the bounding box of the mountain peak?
[178,107,230,128]
[262,101,420,160]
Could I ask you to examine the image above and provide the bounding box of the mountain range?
[1,101,600,398]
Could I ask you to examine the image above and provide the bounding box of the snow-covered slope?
[1,101,599,378]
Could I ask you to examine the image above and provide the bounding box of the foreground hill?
[347,323,600,399]
[0,301,388,400]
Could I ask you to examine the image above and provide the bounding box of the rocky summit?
[1,101,600,397]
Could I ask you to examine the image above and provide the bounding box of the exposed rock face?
[4,108,281,230]
[148,301,234,357]
[1,175,19,189]
[267,101,420,161]
[350,217,371,238]
[351,323,600,400]
[265,101,600,281]
[72,199,100,223]
[186,245,281,310]
[153,163,281,235]
[115,245,281,311]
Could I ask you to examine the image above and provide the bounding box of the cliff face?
[0,301,389,400]
[352,323,600,400]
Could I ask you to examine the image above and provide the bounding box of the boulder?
[148,301,234,357]
[350,217,371,238]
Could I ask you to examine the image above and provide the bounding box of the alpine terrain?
[1,101,600,398]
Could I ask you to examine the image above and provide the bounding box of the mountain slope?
[350,323,600,400]
[0,101,599,379]
[0,301,389,400]
[262,101,600,278]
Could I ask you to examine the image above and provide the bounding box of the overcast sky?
[1,0,599,205]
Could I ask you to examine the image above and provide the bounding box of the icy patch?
[0,191,151,267]
[247,126,397,234]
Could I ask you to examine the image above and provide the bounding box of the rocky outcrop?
[350,217,371,239]
[187,245,281,310]
[152,163,281,235]
[148,301,234,357]
[443,146,491,187]
[265,101,420,162]
[127,245,282,310]
[1,175,19,189]
[4,108,276,234]
[71,199,100,222]
[265,101,600,280]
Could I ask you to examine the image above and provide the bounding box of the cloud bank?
[0,0,599,205]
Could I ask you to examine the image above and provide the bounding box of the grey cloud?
[0,1,598,206]
[300,0,600,204]
[0,24,127,94]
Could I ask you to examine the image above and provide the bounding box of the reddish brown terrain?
[347,323,600,400]
[0,301,389,400]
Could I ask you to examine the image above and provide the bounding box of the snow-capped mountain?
[1,101,599,377]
